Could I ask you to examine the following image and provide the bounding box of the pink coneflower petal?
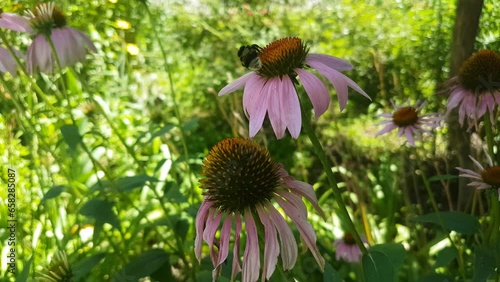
[219,72,255,96]
[195,200,212,261]
[268,78,287,139]
[0,46,18,75]
[249,78,273,137]
[295,68,330,118]
[243,74,265,116]
[203,210,223,266]
[281,75,301,138]
[257,205,279,280]
[306,53,353,71]
[275,193,325,271]
[216,215,232,267]
[231,214,242,281]
[267,205,297,270]
[0,12,32,32]
[243,210,260,282]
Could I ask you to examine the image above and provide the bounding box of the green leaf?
[362,251,394,282]
[428,174,458,182]
[370,243,406,272]
[119,249,170,280]
[181,117,199,132]
[433,246,458,269]
[323,262,342,282]
[147,124,175,143]
[411,211,480,234]
[42,185,66,201]
[73,253,106,281]
[473,246,496,282]
[417,273,454,282]
[61,124,82,152]
[174,219,189,241]
[116,175,159,192]
[80,199,120,229]
[17,255,33,282]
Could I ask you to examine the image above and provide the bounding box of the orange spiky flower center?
[458,50,500,93]
[392,106,419,127]
[257,37,309,78]
[481,166,500,187]
[200,138,281,213]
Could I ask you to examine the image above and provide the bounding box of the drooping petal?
[256,204,279,281]
[405,128,415,146]
[242,210,260,282]
[243,74,266,117]
[203,210,223,266]
[216,215,233,267]
[296,68,330,118]
[0,46,18,75]
[267,204,298,270]
[231,213,242,281]
[307,60,370,110]
[306,53,353,71]
[281,75,302,138]
[0,12,32,33]
[279,168,325,219]
[376,123,398,136]
[194,200,212,262]
[275,194,325,271]
[219,72,255,96]
[267,78,287,139]
[249,78,272,137]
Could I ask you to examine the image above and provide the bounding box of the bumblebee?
[238,44,262,71]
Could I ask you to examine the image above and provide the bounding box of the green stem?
[143,3,195,198]
[483,112,494,158]
[300,103,367,254]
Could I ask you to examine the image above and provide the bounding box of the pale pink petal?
[296,68,330,118]
[267,205,297,270]
[267,78,286,139]
[248,78,273,137]
[376,123,398,136]
[243,74,266,117]
[280,173,326,219]
[469,156,485,171]
[306,53,353,71]
[219,72,255,96]
[405,129,415,146]
[275,196,325,271]
[194,200,213,261]
[256,205,279,281]
[203,210,223,266]
[242,210,260,282]
[310,60,349,110]
[0,12,32,33]
[281,75,301,138]
[232,213,242,281]
[216,215,233,267]
[0,46,18,75]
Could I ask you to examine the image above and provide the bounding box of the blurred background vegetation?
[1,0,499,281]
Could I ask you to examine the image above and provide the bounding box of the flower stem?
[299,103,367,254]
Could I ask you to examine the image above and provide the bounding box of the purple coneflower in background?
[376,100,441,146]
[195,138,325,282]
[445,50,500,127]
[219,37,370,139]
[456,153,500,201]
[25,2,96,74]
[0,9,32,32]
[333,233,367,263]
